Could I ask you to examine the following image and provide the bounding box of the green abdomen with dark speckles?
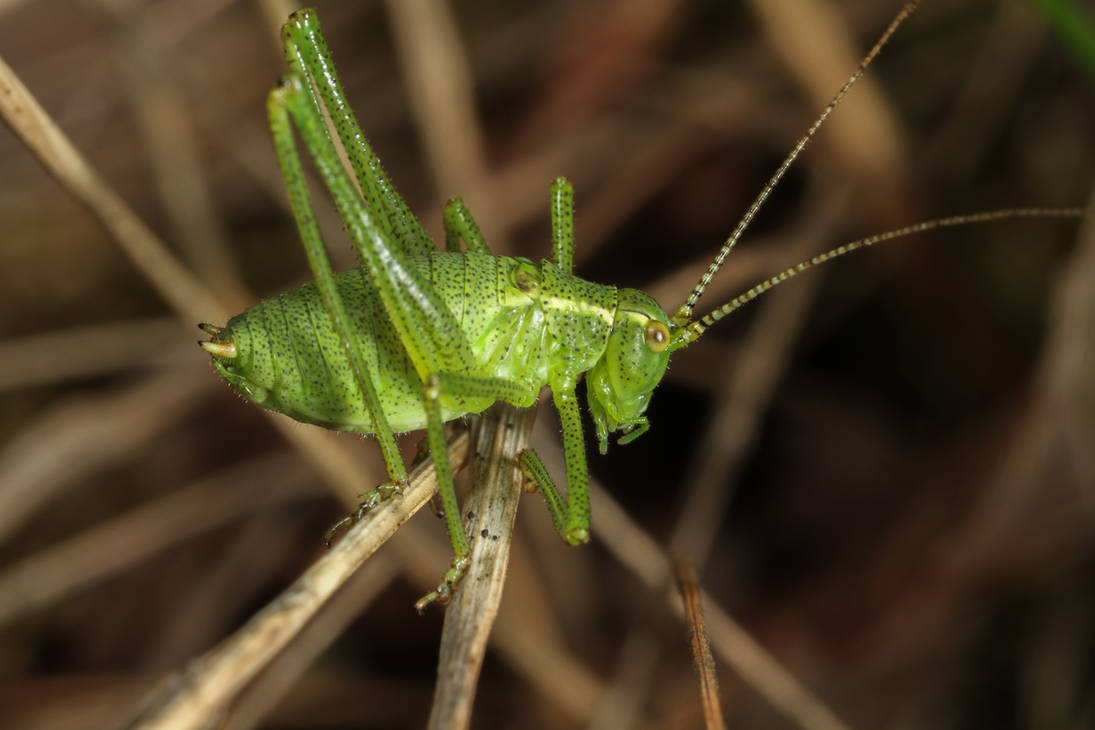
[213,251,618,434]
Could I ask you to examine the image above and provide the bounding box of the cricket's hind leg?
[282,8,434,258]
[266,76,411,534]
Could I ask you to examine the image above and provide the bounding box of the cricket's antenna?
[670,0,920,329]
[668,207,1086,350]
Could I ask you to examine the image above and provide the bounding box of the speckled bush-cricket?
[199,2,1083,610]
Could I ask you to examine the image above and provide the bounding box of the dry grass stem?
[746,0,905,183]
[125,37,247,301]
[384,0,490,200]
[122,432,469,730]
[428,403,537,730]
[0,371,213,542]
[490,595,606,723]
[670,187,848,567]
[1041,196,1095,489]
[0,453,312,627]
[0,318,186,389]
[584,461,853,730]
[0,52,224,323]
[674,558,725,730]
[380,498,605,724]
[225,553,401,730]
[528,430,852,730]
[588,187,844,726]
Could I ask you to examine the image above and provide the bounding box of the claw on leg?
[427,492,446,519]
[322,515,354,547]
[518,455,540,494]
[410,436,431,469]
[322,480,406,547]
[414,555,470,614]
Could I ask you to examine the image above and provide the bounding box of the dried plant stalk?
[429,403,538,730]
[674,558,725,730]
[122,433,469,730]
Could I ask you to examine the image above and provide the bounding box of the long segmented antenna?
[668,207,1086,351]
[670,0,920,329]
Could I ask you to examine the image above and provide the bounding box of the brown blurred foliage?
[1,0,1093,728]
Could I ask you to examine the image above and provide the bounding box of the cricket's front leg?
[518,377,591,547]
[267,80,408,499]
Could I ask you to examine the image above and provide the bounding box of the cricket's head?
[586,288,672,454]
[198,318,272,407]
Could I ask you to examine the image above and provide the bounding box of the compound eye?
[644,319,669,353]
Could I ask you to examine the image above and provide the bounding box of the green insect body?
[200,4,1082,610]
[199,6,687,609]
[208,251,668,443]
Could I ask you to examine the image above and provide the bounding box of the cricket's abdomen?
[207,252,614,434]
[212,266,428,433]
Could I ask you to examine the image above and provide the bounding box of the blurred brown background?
[1,0,1094,728]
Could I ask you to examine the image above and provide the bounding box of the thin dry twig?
[588,190,843,727]
[745,0,906,184]
[588,471,854,730]
[224,553,401,730]
[673,557,725,730]
[121,432,470,730]
[0,453,313,627]
[529,430,853,730]
[1040,196,1095,493]
[0,51,224,324]
[0,370,213,543]
[428,404,538,730]
[124,29,247,303]
[383,0,487,185]
[669,186,848,568]
[0,318,186,390]
[353,481,607,725]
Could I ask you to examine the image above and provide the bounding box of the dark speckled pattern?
[211,252,623,434]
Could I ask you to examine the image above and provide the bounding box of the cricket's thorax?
[208,251,618,434]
